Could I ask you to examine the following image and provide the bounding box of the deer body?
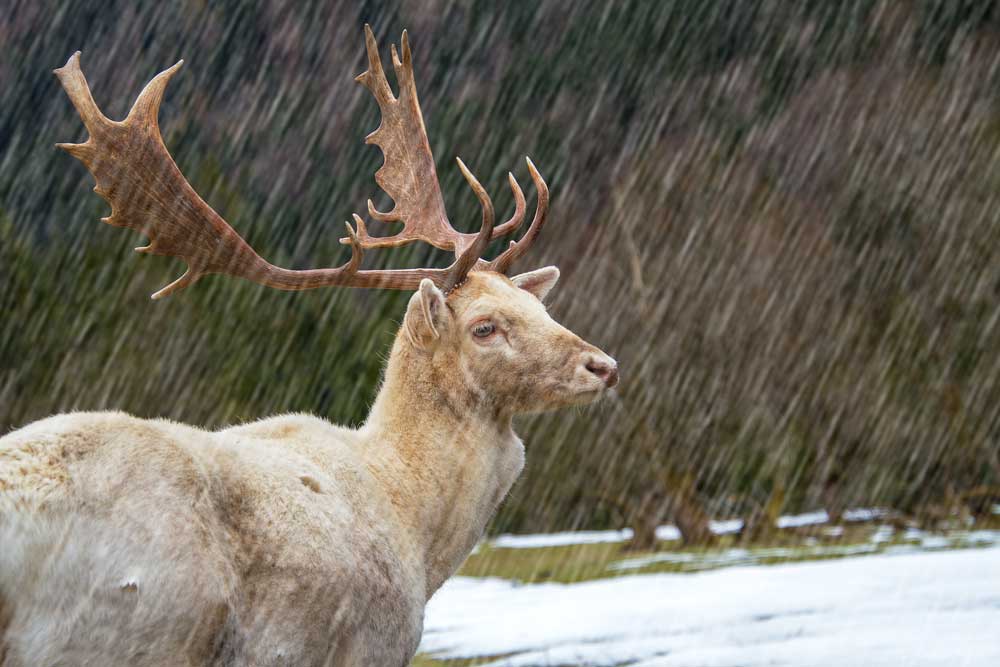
[0,390,517,666]
[1,411,428,666]
[0,27,618,667]
[1,274,613,666]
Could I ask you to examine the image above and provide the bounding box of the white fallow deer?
[0,25,617,667]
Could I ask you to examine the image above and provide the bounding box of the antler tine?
[444,158,495,291]
[391,30,416,105]
[491,172,527,238]
[357,24,395,105]
[151,269,199,301]
[343,217,366,273]
[126,59,184,132]
[53,52,111,137]
[488,157,550,275]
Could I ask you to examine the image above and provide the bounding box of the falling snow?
[3,2,1000,665]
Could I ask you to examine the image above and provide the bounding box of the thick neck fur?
[360,333,525,598]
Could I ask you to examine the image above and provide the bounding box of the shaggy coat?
[0,271,617,666]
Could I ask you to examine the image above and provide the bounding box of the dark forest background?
[2,1,999,545]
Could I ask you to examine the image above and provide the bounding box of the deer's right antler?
[55,26,549,299]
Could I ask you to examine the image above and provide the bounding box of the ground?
[413,512,1000,666]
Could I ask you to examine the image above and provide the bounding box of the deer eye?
[471,321,496,338]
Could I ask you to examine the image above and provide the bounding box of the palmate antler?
[53,26,548,299]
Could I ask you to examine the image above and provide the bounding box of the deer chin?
[574,385,613,404]
[541,380,612,410]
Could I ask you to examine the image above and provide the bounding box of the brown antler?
[55,26,547,299]
[488,157,549,274]
[346,25,528,258]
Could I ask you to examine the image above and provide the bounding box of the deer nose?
[585,355,619,388]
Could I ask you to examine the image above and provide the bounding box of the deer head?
[398,270,618,417]
[55,26,618,413]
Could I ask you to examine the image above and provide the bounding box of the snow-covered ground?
[486,509,892,549]
[421,541,1000,666]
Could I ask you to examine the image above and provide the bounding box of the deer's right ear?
[403,279,450,349]
[511,266,560,301]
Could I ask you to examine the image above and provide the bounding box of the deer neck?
[361,336,525,598]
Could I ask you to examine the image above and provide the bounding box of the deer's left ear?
[403,279,452,350]
[511,266,560,301]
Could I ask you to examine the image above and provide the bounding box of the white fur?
[0,272,615,666]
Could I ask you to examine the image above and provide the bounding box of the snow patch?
[490,529,633,549]
[843,507,891,522]
[609,543,882,572]
[423,544,1000,666]
[486,509,892,550]
[709,518,744,535]
[776,510,827,528]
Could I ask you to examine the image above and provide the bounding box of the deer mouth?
[555,381,612,407]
